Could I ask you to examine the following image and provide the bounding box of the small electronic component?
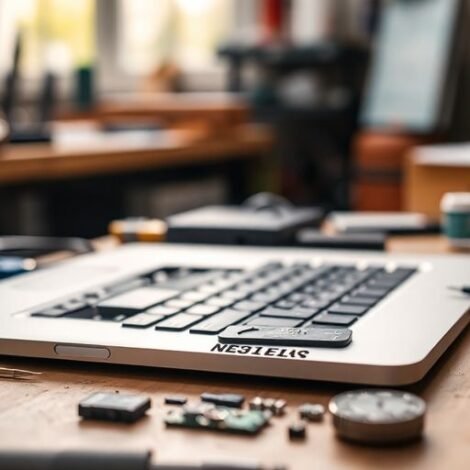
[78,392,151,423]
[329,389,426,444]
[200,392,245,408]
[262,398,276,412]
[165,402,269,435]
[273,399,287,416]
[249,396,264,411]
[164,395,188,406]
[248,396,287,416]
[288,422,307,440]
[298,403,326,422]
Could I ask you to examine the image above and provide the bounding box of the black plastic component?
[296,229,386,251]
[166,201,323,246]
[201,392,245,408]
[0,451,151,470]
[164,395,188,406]
[288,422,307,440]
[78,392,151,423]
[219,325,352,348]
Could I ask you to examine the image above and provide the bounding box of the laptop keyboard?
[31,262,416,334]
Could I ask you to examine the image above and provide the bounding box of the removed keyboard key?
[218,325,352,348]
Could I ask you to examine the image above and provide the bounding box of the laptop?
[0,243,468,385]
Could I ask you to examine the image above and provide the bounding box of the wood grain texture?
[1,241,469,469]
[0,125,272,185]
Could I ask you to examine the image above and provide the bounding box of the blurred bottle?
[0,112,10,146]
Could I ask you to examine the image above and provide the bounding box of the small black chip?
[78,392,151,423]
[164,395,188,406]
[288,422,306,440]
[201,392,245,408]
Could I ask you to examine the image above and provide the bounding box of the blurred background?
[1,0,469,239]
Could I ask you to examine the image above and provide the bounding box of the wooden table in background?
[0,124,272,185]
[1,237,470,470]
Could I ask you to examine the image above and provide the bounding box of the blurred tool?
[0,366,41,380]
[109,218,167,243]
[0,450,285,470]
[166,193,322,246]
[296,229,386,251]
[448,286,470,296]
[329,212,440,235]
[0,236,93,279]
[0,256,36,280]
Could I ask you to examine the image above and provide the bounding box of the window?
[0,0,233,94]
[0,0,95,79]
[117,0,232,76]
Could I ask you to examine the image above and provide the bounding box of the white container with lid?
[440,192,470,248]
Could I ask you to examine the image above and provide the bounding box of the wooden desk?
[0,125,272,186]
[1,239,469,470]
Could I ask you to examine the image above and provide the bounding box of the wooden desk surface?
[1,238,469,470]
[0,125,272,185]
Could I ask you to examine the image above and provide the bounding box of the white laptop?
[0,243,469,385]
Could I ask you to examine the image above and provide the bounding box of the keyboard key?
[32,306,68,318]
[181,291,210,302]
[311,312,357,326]
[186,304,221,316]
[221,290,247,301]
[145,305,181,316]
[107,277,149,296]
[340,296,377,307]
[354,287,389,299]
[97,287,178,317]
[206,296,234,308]
[301,298,332,309]
[155,313,202,331]
[190,309,252,334]
[82,289,108,304]
[251,292,280,303]
[259,306,317,320]
[233,282,260,294]
[232,300,267,313]
[367,279,401,290]
[388,268,416,278]
[165,298,195,309]
[274,299,298,309]
[286,292,310,303]
[155,270,225,292]
[61,299,88,313]
[246,316,303,328]
[197,283,221,295]
[123,313,165,328]
[328,304,369,316]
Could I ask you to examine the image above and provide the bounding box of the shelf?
[218,42,368,69]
